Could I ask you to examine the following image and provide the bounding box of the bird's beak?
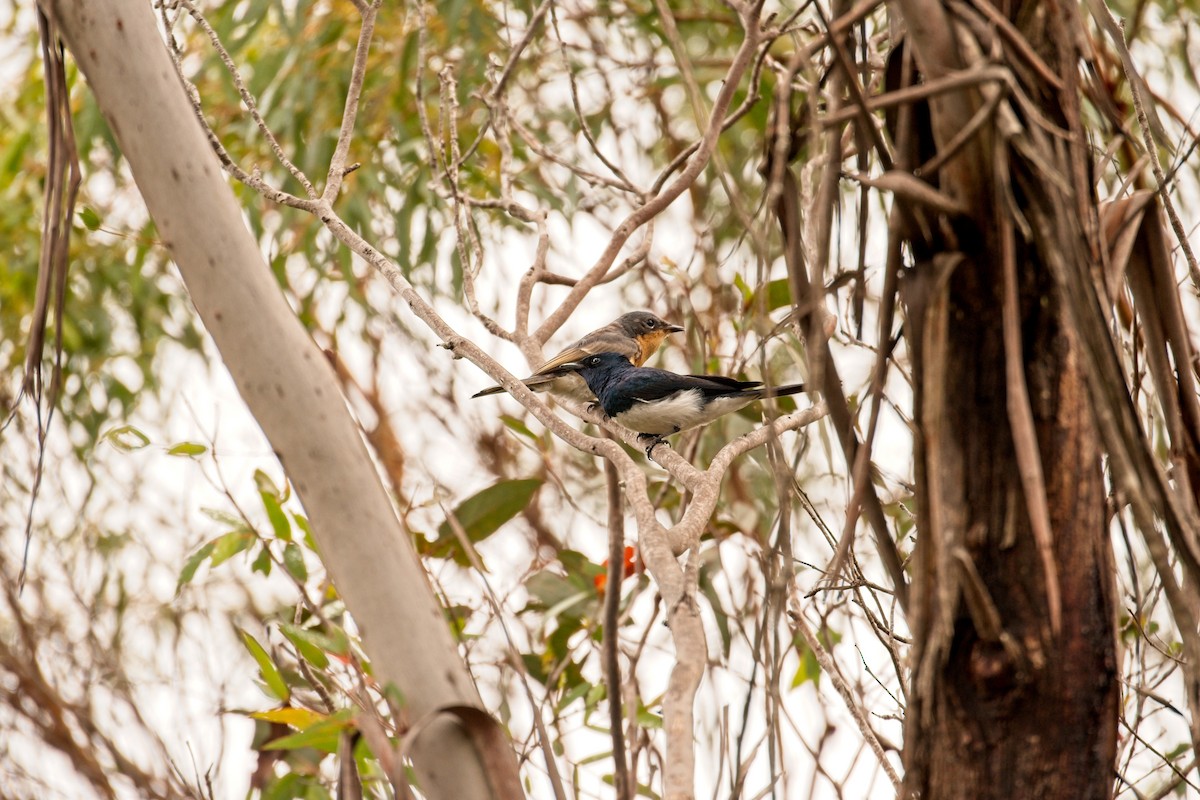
[665,323,685,334]
[556,361,585,372]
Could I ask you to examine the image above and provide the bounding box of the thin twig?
[602,440,633,800]
[322,0,383,204]
[1116,20,1200,293]
[176,0,318,198]
[533,10,765,345]
[785,594,902,791]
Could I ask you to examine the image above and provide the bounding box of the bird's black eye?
[589,356,601,365]
[645,319,657,329]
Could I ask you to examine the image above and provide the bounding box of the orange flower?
[594,546,637,594]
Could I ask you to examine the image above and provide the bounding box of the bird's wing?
[618,370,723,404]
[683,374,762,392]
[534,346,598,375]
[618,370,762,401]
[534,337,640,376]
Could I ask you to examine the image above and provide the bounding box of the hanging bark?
[892,1,1119,797]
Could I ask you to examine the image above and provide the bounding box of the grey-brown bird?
[472,311,684,402]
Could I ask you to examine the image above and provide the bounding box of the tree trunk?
[39,2,507,797]
[895,1,1119,797]
[904,249,1119,798]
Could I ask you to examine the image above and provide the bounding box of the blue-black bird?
[560,351,806,456]
[472,311,684,402]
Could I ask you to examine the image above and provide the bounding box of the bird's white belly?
[624,393,759,435]
[611,390,718,435]
[613,390,704,434]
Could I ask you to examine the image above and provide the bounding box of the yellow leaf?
[249,707,326,729]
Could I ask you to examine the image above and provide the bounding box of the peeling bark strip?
[893,1,1118,798]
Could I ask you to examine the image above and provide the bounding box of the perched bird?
[472,311,684,402]
[560,351,806,456]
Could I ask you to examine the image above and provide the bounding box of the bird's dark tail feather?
[757,382,806,399]
[471,373,559,399]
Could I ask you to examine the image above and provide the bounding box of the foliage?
[2,0,1200,797]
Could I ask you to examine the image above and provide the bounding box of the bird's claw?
[638,435,669,464]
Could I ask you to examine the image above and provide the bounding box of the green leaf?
[382,682,407,711]
[210,530,255,567]
[499,414,538,440]
[524,571,589,619]
[764,278,793,310]
[304,783,333,800]
[262,491,292,540]
[635,703,663,729]
[202,507,247,528]
[239,629,290,702]
[556,679,592,712]
[177,540,216,593]
[585,682,606,712]
[251,545,273,576]
[2,129,31,176]
[279,624,330,669]
[283,542,307,582]
[262,709,354,753]
[262,772,305,800]
[698,549,732,655]
[444,603,474,638]
[78,205,102,231]
[740,277,793,313]
[522,652,548,685]
[557,549,606,583]
[262,724,340,753]
[254,469,281,500]
[319,625,351,657]
[791,644,821,688]
[294,513,316,549]
[733,273,753,304]
[166,441,207,457]
[1163,741,1190,761]
[434,479,542,562]
[102,425,151,452]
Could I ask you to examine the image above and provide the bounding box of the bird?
[472,311,685,402]
[559,351,806,457]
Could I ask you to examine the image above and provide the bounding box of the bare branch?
[533,10,765,345]
[175,0,319,199]
[321,0,383,204]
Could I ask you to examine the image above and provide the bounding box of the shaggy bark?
[894,1,1119,797]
